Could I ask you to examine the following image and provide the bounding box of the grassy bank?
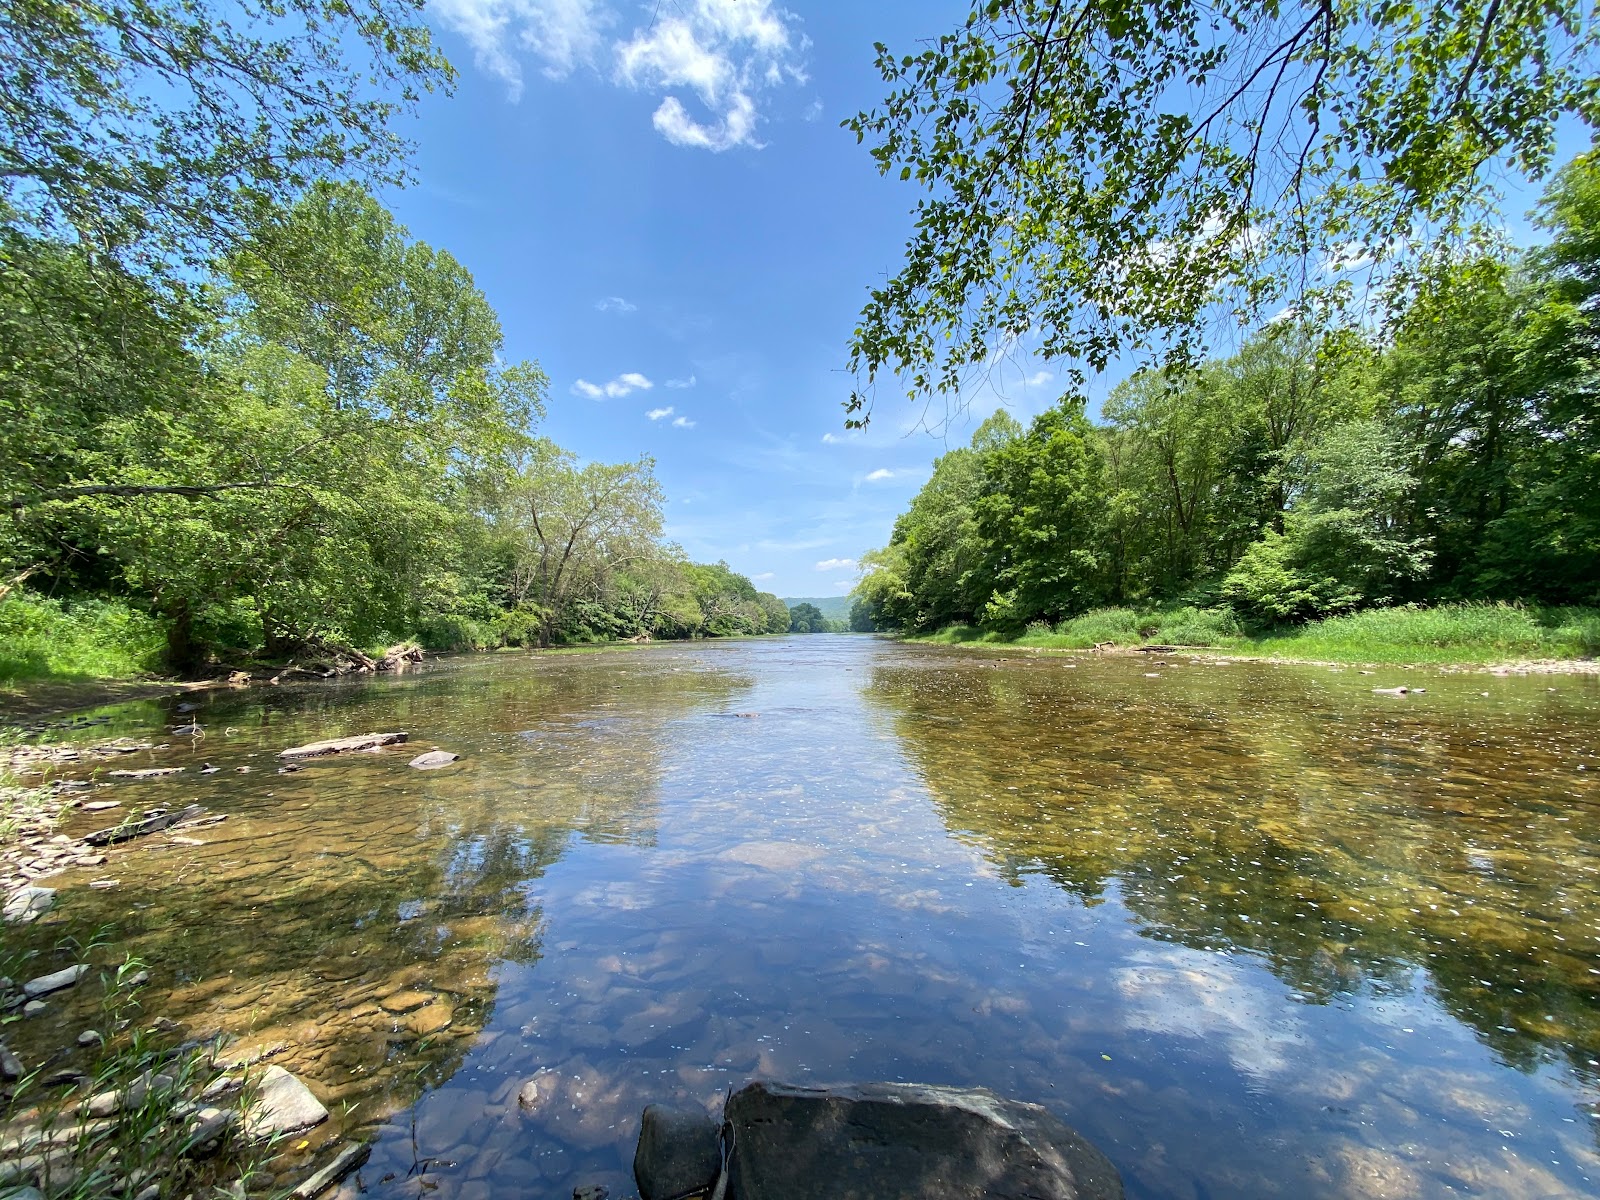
[905,602,1600,666]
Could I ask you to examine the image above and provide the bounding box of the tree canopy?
[845,0,1600,421]
[855,150,1600,633]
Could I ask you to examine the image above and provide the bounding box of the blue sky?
[380,0,1066,599]
[389,1,1582,599]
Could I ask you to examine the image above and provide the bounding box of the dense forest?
[0,2,799,682]
[853,151,1600,640]
[0,183,791,678]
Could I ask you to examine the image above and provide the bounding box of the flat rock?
[292,1142,372,1199]
[106,767,185,779]
[84,803,206,847]
[634,1104,721,1200]
[407,750,460,770]
[404,1004,453,1036]
[722,1081,1122,1200]
[244,1065,328,1137]
[4,886,55,925]
[22,964,88,999]
[278,732,408,760]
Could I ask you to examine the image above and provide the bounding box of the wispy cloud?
[433,0,808,150]
[595,295,636,313]
[815,557,855,571]
[752,571,775,581]
[672,415,696,428]
[430,0,609,100]
[1023,370,1054,387]
[666,374,697,389]
[573,371,653,399]
[820,430,857,444]
[646,406,674,420]
[864,468,894,482]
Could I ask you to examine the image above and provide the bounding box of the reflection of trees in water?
[20,649,754,1143]
[865,657,1600,1083]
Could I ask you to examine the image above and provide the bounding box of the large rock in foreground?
[722,1081,1122,1200]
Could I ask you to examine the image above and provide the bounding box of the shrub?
[0,592,165,681]
[416,612,487,652]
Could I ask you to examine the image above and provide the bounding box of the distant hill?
[782,595,852,623]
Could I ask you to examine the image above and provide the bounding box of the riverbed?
[7,637,1600,1198]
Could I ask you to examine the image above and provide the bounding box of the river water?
[9,637,1600,1198]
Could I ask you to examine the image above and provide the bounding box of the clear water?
[11,638,1600,1199]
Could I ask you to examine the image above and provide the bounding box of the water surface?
[11,638,1600,1199]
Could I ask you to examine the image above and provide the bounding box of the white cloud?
[572,371,653,399]
[595,295,636,313]
[672,415,696,428]
[646,406,674,420]
[752,571,775,581]
[666,374,697,389]
[434,0,807,149]
[1022,370,1054,388]
[815,557,855,571]
[430,0,609,100]
[821,431,857,444]
[864,468,894,482]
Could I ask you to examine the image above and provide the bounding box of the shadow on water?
[8,639,1600,1199]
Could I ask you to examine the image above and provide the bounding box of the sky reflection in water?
[17,638,1600,1199]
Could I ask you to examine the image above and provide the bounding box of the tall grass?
[1248,602,1600,663]
[908,602,1600,665]
[0,593,165,683]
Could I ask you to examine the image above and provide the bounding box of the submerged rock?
[106,767,185,780]
[244,1065,328,1137]
[721,1081,1122,1200]
[84,803,207,846]
[407,750,460,770]
[3,886,55,925]
[22,964,88,999]
[292,1142,371,1199]
[634,1104,721,1200]
[278,732,408,760]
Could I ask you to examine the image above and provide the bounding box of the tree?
[757,591,791,634]
[1224,419,1431,619]
[788,602,828,634]
[498,444,664,648]
[975,402,1109,627]
[1,0,451,275]
[844,0,1600,422]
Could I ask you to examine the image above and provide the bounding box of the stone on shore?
[278,732,409,759]
[633,1104,721,1200]
[4,886,55,925]
[22,964,88,999]
[106,767,185,779]
[407,750,460,770]
[244,1066,328,1138]
[721,1081,1123,1200]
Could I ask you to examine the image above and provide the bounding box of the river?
[9,636,1600,1198]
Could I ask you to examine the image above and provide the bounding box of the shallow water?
[9,637,1600,1198]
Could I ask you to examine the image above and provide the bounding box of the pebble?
[22,1000,46,1018]
[77,1030,103,1048]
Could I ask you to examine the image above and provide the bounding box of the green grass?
[906,602,1600,665]
[1244,602,1600,664]
[0,593,165,684]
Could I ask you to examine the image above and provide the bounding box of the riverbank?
[903,602,1600,670]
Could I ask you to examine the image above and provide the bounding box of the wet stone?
[723,1081,1124,1200]
[408,751,461,770]
[379,990,434,1014]
[3,886,55,925]
[244,1066,328,1138]
[633,1104,721,1200]
[22,964,87,999]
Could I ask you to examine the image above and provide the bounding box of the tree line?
[0,0,797,676]
[853,151,1600,635]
